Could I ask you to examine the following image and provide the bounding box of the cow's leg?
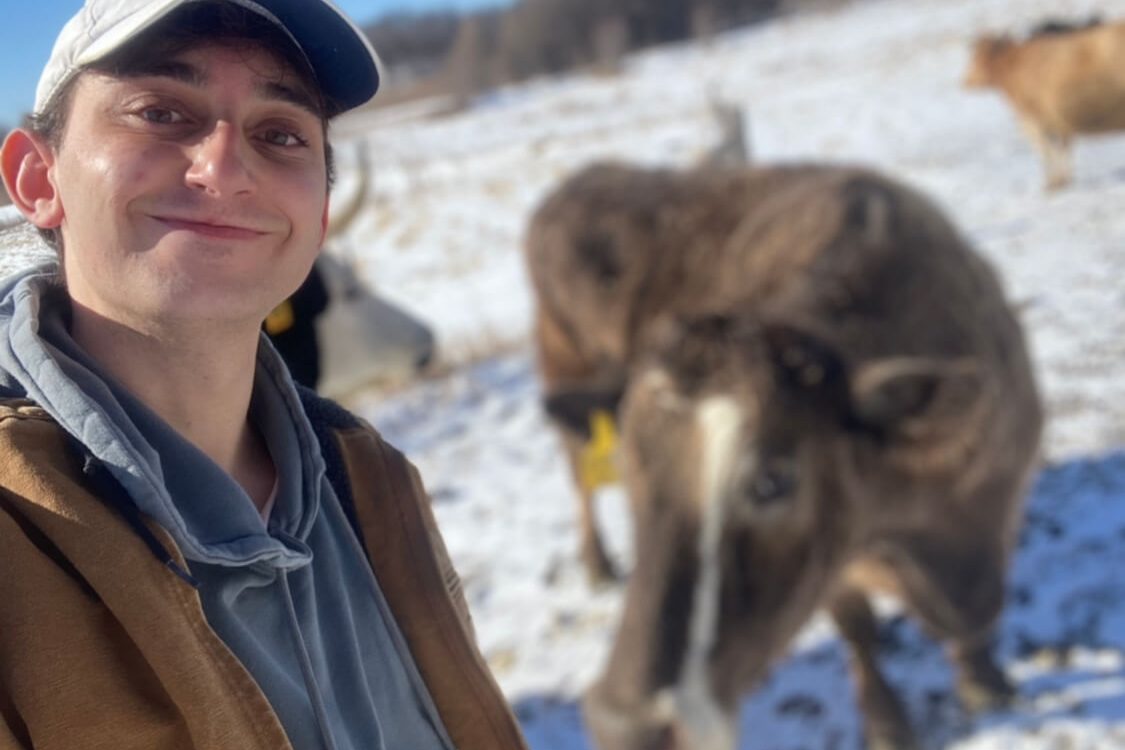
[1046,134,1073,190]
[939,563,1014,714]
[1017,117,1070,190]
[828,586,917,750]
[536,309,625,586]
[887,535,1015,713]
[561,430,619,586]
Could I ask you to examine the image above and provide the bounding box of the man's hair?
[26,1,338,250]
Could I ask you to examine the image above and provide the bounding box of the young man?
[0,2,527,749]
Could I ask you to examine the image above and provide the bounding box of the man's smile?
[152,214,274,239]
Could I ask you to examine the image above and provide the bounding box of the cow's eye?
[749,461,797,506]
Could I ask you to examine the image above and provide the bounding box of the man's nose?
[185,121,255,197]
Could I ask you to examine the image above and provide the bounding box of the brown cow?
[964,19,1125,190]
[581,170,1043,750]
[525,161,835,585]
[527,100,759,586]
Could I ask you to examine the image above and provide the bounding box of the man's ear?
[0,129,63,229]
[850,357,981,431]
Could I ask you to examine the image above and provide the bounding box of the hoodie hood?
[0,264,323,569]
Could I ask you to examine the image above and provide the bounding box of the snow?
[339,0,1125,461]
[340,0,1125,746]
[2,0,1123,746]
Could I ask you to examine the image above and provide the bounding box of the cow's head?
[963,35,1013,88]
[583,312,980,750]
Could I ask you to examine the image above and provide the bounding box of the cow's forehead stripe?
[665,396,743,750]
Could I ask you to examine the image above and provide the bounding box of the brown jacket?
[0,397,528,750]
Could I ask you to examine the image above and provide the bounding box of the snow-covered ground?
[337,0,1125,747]
[3,0,1123,746]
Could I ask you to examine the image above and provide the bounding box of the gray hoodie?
[0,264,452,750]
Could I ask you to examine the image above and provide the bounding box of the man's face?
[48,43,329,331]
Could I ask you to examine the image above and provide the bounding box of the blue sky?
[0,0,509,128]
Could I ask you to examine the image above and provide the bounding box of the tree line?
[364,0,798,103]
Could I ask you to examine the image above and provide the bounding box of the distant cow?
[525,161,831,585]
[581,170,1043,750]
[964,19,1125,190]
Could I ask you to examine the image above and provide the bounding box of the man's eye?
[140,107,183,124]
[262,129,306,147]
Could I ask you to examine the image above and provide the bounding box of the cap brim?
[246,0,381,112]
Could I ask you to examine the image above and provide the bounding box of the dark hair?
[27,1,338,249]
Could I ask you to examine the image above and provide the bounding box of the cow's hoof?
[861,689,917,750]
[958,672,1015,713]
[955,650,1016,714]
[866,725,918,750]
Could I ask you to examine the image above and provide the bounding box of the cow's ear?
[850,357,980,431]
[543,384,625,439]
[761,322,846,392]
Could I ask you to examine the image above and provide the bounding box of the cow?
[259,138,435,397]
[314,251,435,398]
[579,169,1043,750]
[525,158,834,585]
[525,100,754,586]
[964,19,1125,190]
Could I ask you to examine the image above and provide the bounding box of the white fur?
[659,396,744,750]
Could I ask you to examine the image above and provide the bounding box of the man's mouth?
[154,216,270,240]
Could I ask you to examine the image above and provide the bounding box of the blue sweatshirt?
[0,265,452,750]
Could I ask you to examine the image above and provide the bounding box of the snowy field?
[2,0,1123,747]
[339,0,1125,747]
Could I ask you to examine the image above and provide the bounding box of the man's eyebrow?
[257,81,321,119]
[118,60,203,86]
[116,61,321,118]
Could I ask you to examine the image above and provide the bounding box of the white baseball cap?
[35,0,382,116]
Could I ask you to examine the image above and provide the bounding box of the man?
[0,2,527,749]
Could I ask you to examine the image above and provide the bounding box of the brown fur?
[964,20,1125,189]
[525,161,840,584]
[582,170,1043,750]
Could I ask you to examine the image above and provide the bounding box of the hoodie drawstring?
[279,567,351,750]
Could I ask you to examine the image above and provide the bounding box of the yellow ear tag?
[579,409,621,492]
[264,299,296,335]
